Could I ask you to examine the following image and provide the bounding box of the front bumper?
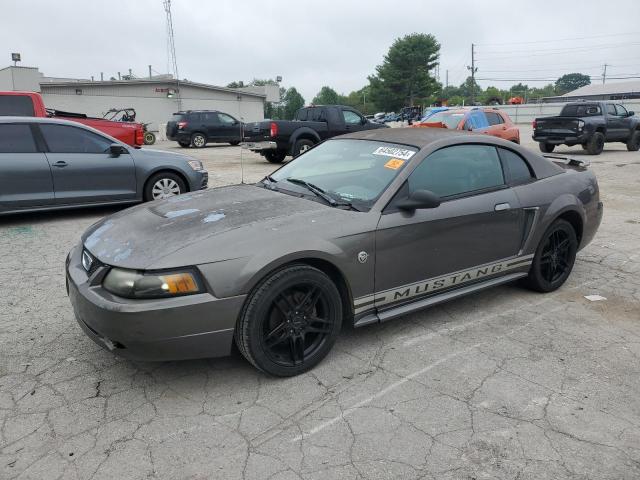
[66,245,246,361]
[241,141,278,151]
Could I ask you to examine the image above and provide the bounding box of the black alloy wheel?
[262,284,333,367]
[235,265,342,376]
[524,219,577,292]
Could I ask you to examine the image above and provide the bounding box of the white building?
[0,65,270,132]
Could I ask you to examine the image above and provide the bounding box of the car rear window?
[0,124,37,153]
[560,104,601,116]
[0,95,35,116]
[170,114,186,122]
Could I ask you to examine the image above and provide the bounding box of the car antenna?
[239,113,245,185]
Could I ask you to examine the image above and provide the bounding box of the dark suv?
[166,110,243,148]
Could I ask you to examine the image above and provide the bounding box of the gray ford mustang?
[66,128,603,376]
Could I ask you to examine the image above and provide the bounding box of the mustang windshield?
[269,139,417,210]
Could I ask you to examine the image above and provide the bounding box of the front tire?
[144,172,186,201]
[539,143,555,153]
[586,132,605,155]
[235,265,342,377]
[191,133,207,148]
[626,130,640,151]
[264,150,287,163]
[524,219,578,293]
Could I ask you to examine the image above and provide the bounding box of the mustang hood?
[82,184,348,269]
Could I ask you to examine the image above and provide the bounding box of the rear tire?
[626,130,640,151]
[586,132,605,155]
[229,140,241,146]
[264,150,287,163]
[539,143,555,153]
[235,265,342,376]
[293,139,315,157]
[144,172,187,201]
[143,132,156,145]
[524,219,578,293]
[191,133,207,148]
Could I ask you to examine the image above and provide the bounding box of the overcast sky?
[2,0,639,101]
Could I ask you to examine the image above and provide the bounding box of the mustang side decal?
[354,254,534,314]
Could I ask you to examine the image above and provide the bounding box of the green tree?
[342,86,375,114]
[368,33,440,111]
[555,73,591,94]
[249,78,279,87]
[459,76,483,104]
[226,80,245,88]
[282,87,305,120]
[482,86,504,105]
[312,86,344,105]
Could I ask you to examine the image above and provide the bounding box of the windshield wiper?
[285,178,341,207]
[261,175,278,190]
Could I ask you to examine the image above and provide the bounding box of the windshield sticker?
[373,146,415,160]
[384,158,406,170]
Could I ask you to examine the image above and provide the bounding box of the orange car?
[413,108,520,143]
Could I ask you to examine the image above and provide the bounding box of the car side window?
[343,110,362,125]
[606,104,616,116]
[497,148,533,185]
[485,111,504,126]
[408,145,505,198]
[465,110,489,130]
[40,124,113,154]
[615,104,628,117]
[218,113,236,125]
[201,112,218,124]
[0,124,38,153]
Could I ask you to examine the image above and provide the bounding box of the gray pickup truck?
[242,105,387,163]
[533,102,640,155]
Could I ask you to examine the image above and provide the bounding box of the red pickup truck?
[0,91,144,147]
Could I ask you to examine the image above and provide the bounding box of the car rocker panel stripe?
[353,254,535,315]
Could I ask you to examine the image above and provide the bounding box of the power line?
[479,40,640,56]
[476,43,640,61]
[476,31,640,47]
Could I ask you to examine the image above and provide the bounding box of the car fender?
[289,127,321,149]
[530,193,586,251]
[199,235,371,302]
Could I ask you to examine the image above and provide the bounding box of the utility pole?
[602,63,608,85]
[148,65,152,79]
[164,0,182,110]
[467,43,478,104]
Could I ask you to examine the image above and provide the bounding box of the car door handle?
[52,161,68,168]
[495,202,511,211]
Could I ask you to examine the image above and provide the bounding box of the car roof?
[338,126,474,148]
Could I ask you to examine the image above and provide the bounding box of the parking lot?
[1,125,639,480]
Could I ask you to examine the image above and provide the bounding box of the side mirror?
[109,144,127,157]
[628,111,635,117]
[361,117,368,125]
[397,189,441,211]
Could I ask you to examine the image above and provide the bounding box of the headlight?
[577,120,585,130]
[188,160,203,171]
[103,268,204,299]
